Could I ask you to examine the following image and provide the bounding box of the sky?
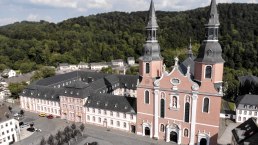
[0,0,257,26]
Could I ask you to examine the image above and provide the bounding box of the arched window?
[160,99,165,118]
[203,98,210,113]
[184,128,189,137]
[160,124,165,132]
[146,63,150,74]
[145,90,150,104]
[185,102,190,122]
[173,96,177,108]
[205,66,212,79]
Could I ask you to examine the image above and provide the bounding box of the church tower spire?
[206,0,220,40]
[194,0,224,84]
[139,0,163,78]
[188,38,193,58]
[146,0,158,42]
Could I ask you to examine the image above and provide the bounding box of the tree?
[8,82,28,99]
[100,67,113,74]
[89,142,98,145]
[55,130,63,144]
[71,123,76,131]
[8,106,12,113]
[63,131,71,145]
[126,66,139,75]
[20,109,24,116]
[79,124,85,136]
[73,129,80,141]
[40,137,46,145]
[31,67,55,82]
[5,112,10,118]
[47,134,54,145]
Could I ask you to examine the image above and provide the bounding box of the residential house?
[127,57,135,66]
[111,59,124,67]
[232,117,258,145]
[90,62,109,71]
[0,105,20,145]
[2,69,16,78]
[235,94,258,123]
[78,62,89,69]
[57,63,70,71]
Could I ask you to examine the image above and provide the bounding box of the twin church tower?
[137,0,224,144]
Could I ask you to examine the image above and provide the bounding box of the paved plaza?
[13,110,176,145]
[8,101,237,145]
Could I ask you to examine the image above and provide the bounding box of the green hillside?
[0,3,257,99]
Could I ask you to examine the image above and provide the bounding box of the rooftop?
[232,118,258,145]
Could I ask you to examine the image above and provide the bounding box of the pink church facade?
[136,0,224,144]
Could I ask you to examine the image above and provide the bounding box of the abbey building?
[19,0,224,144]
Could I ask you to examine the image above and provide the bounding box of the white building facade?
[0,118,20,144]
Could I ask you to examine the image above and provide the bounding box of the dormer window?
[76,92,79,96]
[70,91,73,95]
[115,104,118,108]
[65,90,67,94]
[105,103,108,106]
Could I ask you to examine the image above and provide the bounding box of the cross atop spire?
[207,0,220,26]
[146,0,158,29]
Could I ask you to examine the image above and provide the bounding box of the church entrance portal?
[200,138,207,145]
[144,127,150,136]
[170,131,178,143]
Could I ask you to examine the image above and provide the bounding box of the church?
[19,0,224,144]
[136,0,223,144]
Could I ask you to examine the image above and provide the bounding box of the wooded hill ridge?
[0,3,257,77]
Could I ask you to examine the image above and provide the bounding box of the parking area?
[13,111,67,145]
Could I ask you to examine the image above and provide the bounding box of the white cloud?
[27,14,39,21]
[30,0,77,8]
[0,0,257,26]
[0,17,19,26]
[29,0,111,10]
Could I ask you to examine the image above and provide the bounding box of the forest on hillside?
[0,3,257,99]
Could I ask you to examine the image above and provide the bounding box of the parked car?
[39,113,46,117]
[35,128,42,132]
[27,127,35,132]
[47,114,53,119]
[13,113,19,117]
